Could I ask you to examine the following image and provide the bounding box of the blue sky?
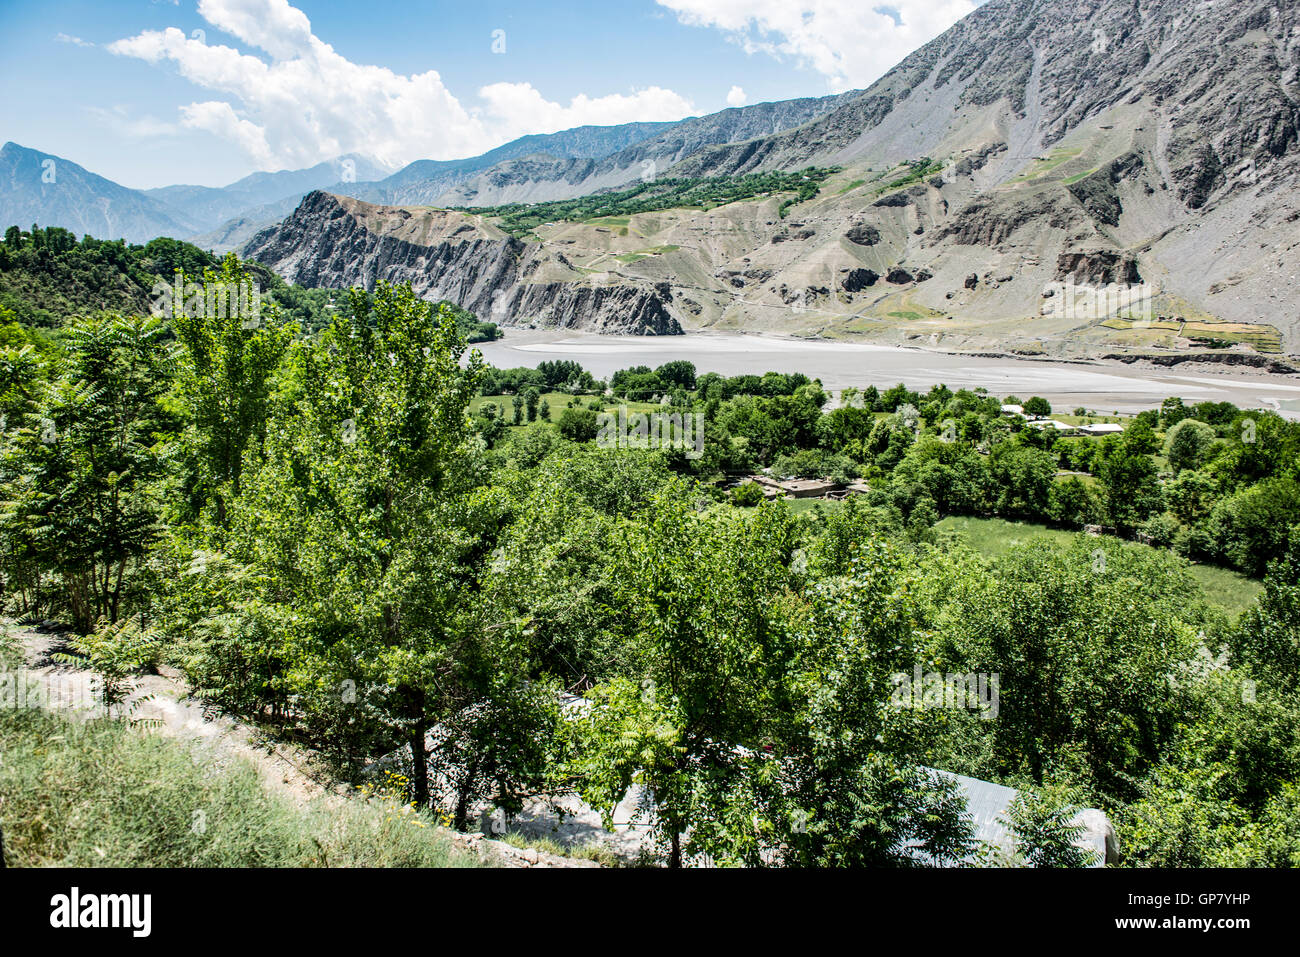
[0,0,984,189]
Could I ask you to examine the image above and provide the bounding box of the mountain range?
[244,0,1300,355]
[1,93,847,248]
[6,0,1300,356]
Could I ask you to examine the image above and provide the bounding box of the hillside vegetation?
[1,251,1297,868]
[459,167,839,238]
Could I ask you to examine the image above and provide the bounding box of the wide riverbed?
[475,332,1300,417]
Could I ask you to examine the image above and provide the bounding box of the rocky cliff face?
[244,192,682,335]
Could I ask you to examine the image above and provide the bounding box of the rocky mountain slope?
[646,0,1300,352]
[244,191,683,334]
[426,93,858,207]
[191,123,684,249]
[0,142,199,244]
[243,0,1300,350]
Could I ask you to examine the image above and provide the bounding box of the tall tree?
[233,282,487,807]
[4,316,173,629]
[170,253,293,527]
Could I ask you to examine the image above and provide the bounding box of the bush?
[731,482,766,507]
[1165,418,1217,473]
[1023,396,1051,418]
[557,407,599,442]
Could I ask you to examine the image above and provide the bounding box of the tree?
[1003,788,1097,867]
[559,512,975,867]
[1160,396,1189,430]
[558,499,802,866]
[655,360,696,390]
[230,282,491,809]
[1023,396,1051,418]
[1234,527,1300,691]
[935,540,1203,802]
[1099,446,1162,533]
[988,442,1056,519]
[556,407,598,442]
[170,254,293,527]
[1206,477,1300,576]
[4,315,173,630]
[1164,418,1216,473]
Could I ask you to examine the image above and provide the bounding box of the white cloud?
[656,0,983,92]
[55,33,95,48]
[105,0,696,172]
[478,82,694,135]
[180,100,273,164]
[725,85,748,107]
[85,105,179,139]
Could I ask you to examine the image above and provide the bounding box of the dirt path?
[6,620,597,868]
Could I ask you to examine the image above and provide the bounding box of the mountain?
[243,190,682,334]
[244,0,1300,354]
[192,123,680,249]
[143,153,394,228]
[419,94,858,207]
[4,99,852,252]
[356,120,679,202]
[0,142,200,244]
[200,107,847,247]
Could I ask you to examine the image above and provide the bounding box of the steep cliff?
[244,192,683,335]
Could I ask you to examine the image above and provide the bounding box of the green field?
[936,516,1264,618]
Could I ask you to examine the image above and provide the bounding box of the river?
[474,331,1300,417]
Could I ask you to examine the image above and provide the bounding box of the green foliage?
[1,253,1296,868]
[170,253,294,527]
[730,481,765,506]
[1,314,175,630]
[53,617,162,709]
[1003,787,1098,868]
[556,406,599,441]
[1164,417,1217,473]
[1022,396,1051,418]
[465,168,839,238]
[931,538,1205,802]
[0,706,471,867]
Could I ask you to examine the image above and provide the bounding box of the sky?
[0,0,986,189]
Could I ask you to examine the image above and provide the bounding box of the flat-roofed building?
[1077,422,1125,436]
[780,478,840,499]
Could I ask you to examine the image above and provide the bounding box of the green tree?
[231,282,490,809]
[170,253,294,527]
[1164,418,1217,474]
[1023,396,1051,418]
[1099,446,1162,533]
[4,315,173,630]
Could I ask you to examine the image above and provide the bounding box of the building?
[1027,419,1078,434]
[1077,422,1125,436]
[780,478,840,499]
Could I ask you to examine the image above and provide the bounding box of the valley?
[474,329,1300,416]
